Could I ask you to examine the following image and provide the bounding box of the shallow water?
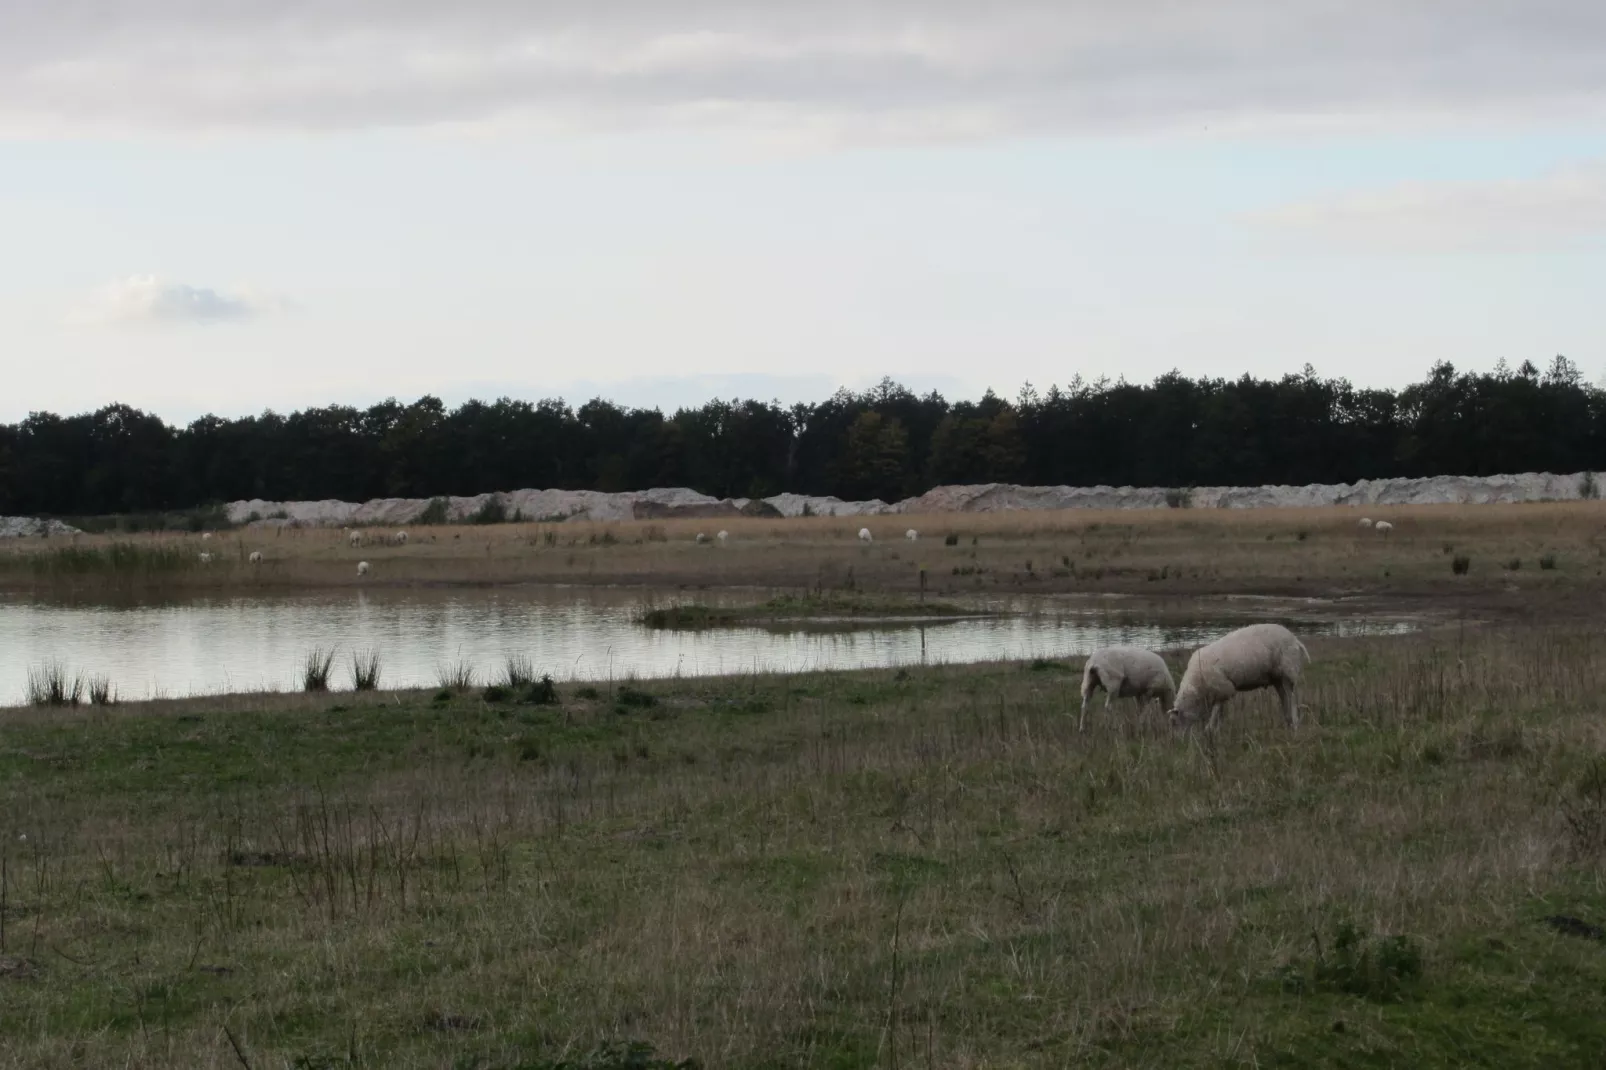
[0,588,1415,705]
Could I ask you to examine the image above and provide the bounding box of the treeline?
[2,358,1604,518]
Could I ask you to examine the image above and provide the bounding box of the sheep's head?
[1167,688,1209,728]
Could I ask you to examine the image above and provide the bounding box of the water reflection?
[0,588,1414,705]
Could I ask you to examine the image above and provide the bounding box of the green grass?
[2,624,1606,1067]
[10,541,199,579]
[639,592,989,630]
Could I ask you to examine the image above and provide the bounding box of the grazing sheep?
[1374,520,1394,534]
[1359,517,1373,528]
[357,561,370,576]
[858,528,873,543]
[201,532,212,541]
[198,552,213,564]
[695,533,707,544]
[1079,647,1176,732]
[905,529,919,541]
[1168,623,1310,732]
[717,530,729,544]
[248,551,263,564]
[348,530,363,547]
[394,530,409,545]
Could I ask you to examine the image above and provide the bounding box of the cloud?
[76,275,286,326]
[1251,163,1606,252]
[3,2,1606,141]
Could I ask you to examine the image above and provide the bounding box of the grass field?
[4,621,1606,1068]
[4,501,1606,598]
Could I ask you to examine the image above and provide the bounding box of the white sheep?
[201,532,213,541]
[1168,623,1310,732]
[198,552,213,564]
[357,561,370,576]
[1374,520,1394,534]
[858,528,873,543]
[695,533,707,544]
[905,529,919,541]
[394,530,409,545]
[1359,517,1373,528]
[1079,647,1176,732]
[248,551,263,564]
[348,530,363,547]
[717,530,729,544]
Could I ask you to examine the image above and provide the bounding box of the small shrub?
[26,661,83,707]
[1451,555,1471,576]
[431,688,454,703]
[482,684,510,703]
[1540,553,1558,571]
[944,533,959,547]
[469,497,508,525]
[1028,658,1065,672]
[301,647,336,693]
[415,497,449,525]
[1296,530,1309,542]
[437,660,477,692]
[576,685,601,700]
[1442,542,1454,555]
[86,674,117,706]
[1504,557,1522,571]
[616,685,658,710]
[1164,487,1193,509]
[1580,471,1600,500]
[523,674,560,705]
[351,648,382,691]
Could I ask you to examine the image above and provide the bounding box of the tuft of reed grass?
[26,661,84,707]
[302,647,337,692]
[502,654,537,689]
[437,660,477,692]
[351,648,382,691]
[87,674,117,706]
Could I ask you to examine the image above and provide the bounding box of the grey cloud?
[1251,163,1606,252]
[3,2,1606,139]
[78,276,284,326]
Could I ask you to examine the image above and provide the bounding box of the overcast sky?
[4,0,1605,422]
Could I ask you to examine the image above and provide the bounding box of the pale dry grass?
[4,501,1605,597]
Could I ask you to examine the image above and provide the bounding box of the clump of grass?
[26,661,84,707]
[1296,530,1309,542]
[1561,758,1606,860]
[302,647,336,692]
[469,497,508,525]
[1580,471,1600,500]
[26,542,197,578]
[1504,557,1522,571]
[1540,552,1558,571]
[351,649,382,691]
[86,674,117,706]
[944,533,959,546]
[576,685,601,700]
[1275,920,1424,1003]
[437,660,477,692]
[523,674,560,705]
[1452,554,1471,575]
[482,684,510,703]
[615,684,658,710]
[502,655,537,689]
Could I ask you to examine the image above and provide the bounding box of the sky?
[3,1,1606,424]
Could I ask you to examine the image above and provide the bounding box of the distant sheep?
[858,528,873,543]
[1374,520,1394,534]
[394,530,409,545]
[1169,623,1310,732]
[198,552,213,564]
[201,532,212,541]
[357,561,370,576]
[1079,647,1176,732]
[248,551,263,564]
[1359,517,1373,528]
[348,530,363,547]
[905,529,919,541]
[717,530,729,544]
[695,533,707,544]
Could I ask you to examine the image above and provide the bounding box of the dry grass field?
[3,621,1606,1068]
[5,502,1606,599]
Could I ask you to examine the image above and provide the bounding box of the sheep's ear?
[1166,707,1181,725]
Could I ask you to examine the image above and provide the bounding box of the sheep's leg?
[1079,677,1098,732]
[1276,680,1300,730]
[1204,700,1224,733]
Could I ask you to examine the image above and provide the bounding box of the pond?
[0,587,1417,705]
